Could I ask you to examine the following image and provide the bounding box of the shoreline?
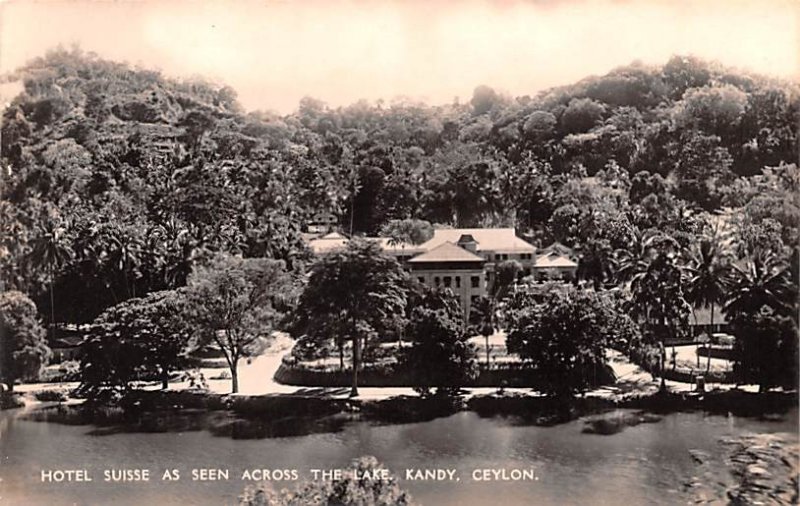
[11,386,798,435]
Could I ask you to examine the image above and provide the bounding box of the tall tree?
[293,240,408,397]
[468,295,495,366]
[80,289,193,393]
[506,286,631,397]
[184,254,291,393]
[401,288,477,397]
[731,307,797,391]
[614,228,661,285]
[629,251,691,390]
[685,235,732,372]
[724,251,792,320]
[0,291,51,390]
[380,219,434,248]
[28,219,73,340]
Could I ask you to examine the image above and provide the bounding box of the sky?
[0,0,798,114]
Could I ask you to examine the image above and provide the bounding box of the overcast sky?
[1,0,797,113]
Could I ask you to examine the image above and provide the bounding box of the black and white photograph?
[0,1,798,504]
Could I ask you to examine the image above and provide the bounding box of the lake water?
[0,405,796,506]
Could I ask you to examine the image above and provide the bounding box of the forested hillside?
[1,48,797,323]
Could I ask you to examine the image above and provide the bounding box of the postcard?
[0,1,797,505]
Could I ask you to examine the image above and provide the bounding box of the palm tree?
[685,237,732,373]
[468,296,495,366]
[28,220,73,341]
[578,239,615,290]
[724,251,791,319]
[614,228,658,286]
[629,251,691,391]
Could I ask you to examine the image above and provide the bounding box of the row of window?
[490,253,533,261]
[418,275,481,288]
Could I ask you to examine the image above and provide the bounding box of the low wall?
[627,348,736,384]
[696,346,736,361]
[273,360,615,389]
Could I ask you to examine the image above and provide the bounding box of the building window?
[455,276,461,288]
[471,276,480,288]
[434,276,440,286]
[443,276,452,287]
[418,277,425,284]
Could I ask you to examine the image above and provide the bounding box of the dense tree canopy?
[0,291,51,389]
[79,289,192,393]
[505,286,637,397]
[400,288,477,397]
[291,240,408,396]
[0,49,797,385]
[184,254,292,393]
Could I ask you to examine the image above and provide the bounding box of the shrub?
[0,391,25,410]
[34,390,67,402]
[0,291,51,388]
[239,456,415,506]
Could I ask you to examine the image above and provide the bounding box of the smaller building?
[532,242,578,282]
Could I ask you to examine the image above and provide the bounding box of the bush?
[400,289,477,397]
[239,456,415,506]
[0,291,51,387]
[34,390,67,402]
[0,391,25,410]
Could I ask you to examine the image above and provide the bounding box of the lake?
[0,405,796,505]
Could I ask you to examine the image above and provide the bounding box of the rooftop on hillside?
[407,241,486,263]
[416,228,535,253]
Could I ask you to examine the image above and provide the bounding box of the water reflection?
[0,404,797,506]
[22,404,353,440]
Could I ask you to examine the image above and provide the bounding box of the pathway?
[17,336,760,401]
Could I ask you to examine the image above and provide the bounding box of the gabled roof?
[538,242,576,258]
[408,242,485,263]
[416,228,535,253]
[534,252,578,268]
